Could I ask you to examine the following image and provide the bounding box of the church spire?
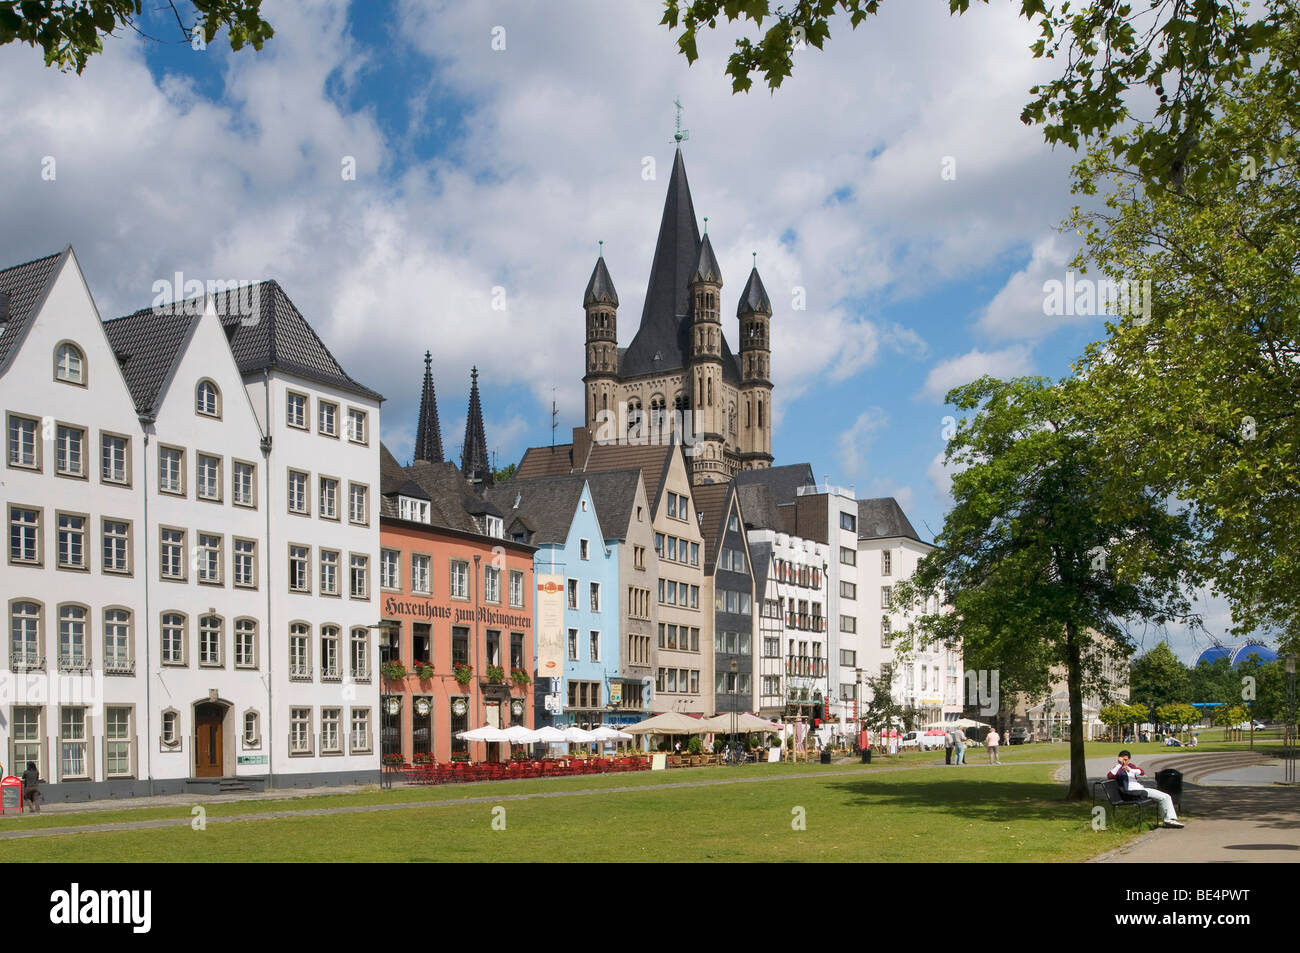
[413,351,443,463]
[461,366,492,486]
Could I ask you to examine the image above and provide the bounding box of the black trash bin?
[820,748,832,765]
[1154,768,1183,811]
[861,748,872,764]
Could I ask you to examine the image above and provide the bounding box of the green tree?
[1188,657,1237,708]
[492,462,518,483]
[0,0,273,73]
[661,0,1289,185]
[1070,6,1300,638]
[861,671,906,744]
[893,375,1197,798]
[1129,642,1191,712]
[1155,702,1200,740]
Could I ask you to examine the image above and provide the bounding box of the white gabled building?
[1,248,383,800]
[856,498,963,727]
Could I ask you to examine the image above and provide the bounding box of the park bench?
[1092,778,1156,827]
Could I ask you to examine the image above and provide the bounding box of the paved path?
[1085,751,1300,863]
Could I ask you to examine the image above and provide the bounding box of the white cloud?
[836,407,888,478]
[978,233,1105,340]
[927,449,953,502]
[920,345,1034,403]
[0,0,1082,468]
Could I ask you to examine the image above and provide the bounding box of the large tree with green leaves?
[662,0,1289,186]
[1128,641,1191,713]
[0,0,273,73]
[892,375,1198,798]
[1070,5,1300,639]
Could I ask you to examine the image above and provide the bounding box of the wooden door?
[195,703,224,778]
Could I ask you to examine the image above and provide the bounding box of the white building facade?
[1,248,382,800]
[856,498,963,726]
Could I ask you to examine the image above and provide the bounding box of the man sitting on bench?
[1107,750,1183,828]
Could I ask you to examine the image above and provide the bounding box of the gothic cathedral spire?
[413,350,443,463]
[461,366,492,486]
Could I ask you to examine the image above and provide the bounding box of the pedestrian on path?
[21,762,40,814]
[986,728,1001,764]
[954,729,967,765]
[944,729,954,765]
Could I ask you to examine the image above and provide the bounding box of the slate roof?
[483,474,589,547]
[583,254,618,308]
[584,443,675,514]
[857,497,925,543]
[732,463,817,506]
[749,539,773,595]
[0,249,66,372]
[102,308,200,415]
[691,481,733,569]
[106,279,382,406]
[516,443,578,479]
[618,148,742,385]
[736,482,781,532]
[379,442,483,533]
[582,468,643,542]
[737,266,772,316]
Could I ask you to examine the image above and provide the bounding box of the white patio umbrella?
[457,725,509,742]
[590,726,632,741]
[502,724,540,744]
[534,725,568,744]
[561,726,597,743]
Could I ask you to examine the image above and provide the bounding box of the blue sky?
[0,0,1252,661]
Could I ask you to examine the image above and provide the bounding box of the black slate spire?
[737,266,772,316]
[413,350,443,463]
[583,249,619,307]
[461,365,492,486]
[693,231,722,284]
[620,147,701,376]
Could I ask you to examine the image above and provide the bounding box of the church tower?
[578,118,774,486]
[461,366,492,486]
[738,259,774,468]
[582,246,619,434]
[688,228,726,481]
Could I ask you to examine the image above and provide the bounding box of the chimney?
[0,291,9,329]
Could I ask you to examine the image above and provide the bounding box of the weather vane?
[674,97,689,143]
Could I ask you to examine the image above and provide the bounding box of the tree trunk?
[1064,622,1088,799]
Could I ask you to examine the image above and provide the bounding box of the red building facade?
[378,518,535,763]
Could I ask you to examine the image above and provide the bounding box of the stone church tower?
[582,147,773,485]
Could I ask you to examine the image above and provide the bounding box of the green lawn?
[0,761,1152,862]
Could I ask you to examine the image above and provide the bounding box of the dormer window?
[196,379,221,418]
[398,496,430,524]
[55,342,85,385]
[486,515,504,539]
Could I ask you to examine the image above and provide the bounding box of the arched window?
[650,395,666,429]
[11,600,42,669]
[161,612,187,665]
[161,709,181,747]
[243,710,261,748]
[196,379,221,417]
[745,399,751,430]
[758,398,764,427]
[199,614,223,667]
[54,342,85,385]
[708,377,713,406]
[58,604,89,671]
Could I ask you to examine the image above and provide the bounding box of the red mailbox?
[1,776,22,814]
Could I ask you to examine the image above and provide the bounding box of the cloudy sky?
[0,0,1247,661]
